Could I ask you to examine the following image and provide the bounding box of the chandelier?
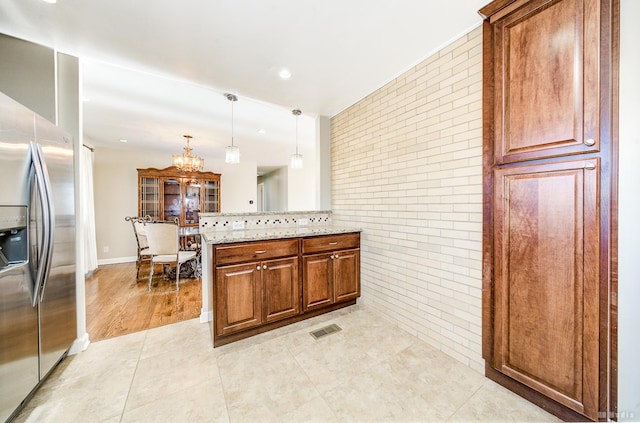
[225,93,240,164]
[173,135,204,173]
[290,109,303,169]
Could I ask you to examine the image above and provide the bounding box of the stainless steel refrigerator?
[0,92,76,422]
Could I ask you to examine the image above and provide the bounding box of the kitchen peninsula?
[199,211,361,346]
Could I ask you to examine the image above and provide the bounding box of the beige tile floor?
[14,305,561,422]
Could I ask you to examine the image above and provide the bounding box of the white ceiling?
[0,0,486,171]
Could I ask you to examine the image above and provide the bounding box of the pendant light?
[224,93,240,164]
[290,109,303,169]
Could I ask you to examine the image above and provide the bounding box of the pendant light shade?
[225,93,240,164]
[290,153,303,169]
[290,109,303,169]
[225,145,240,164]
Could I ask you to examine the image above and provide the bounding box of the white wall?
[260,167,288,211]
[93,146,257,262]
[258,156,319,212]
[316,116,332,210]
[56,52,90,353]
[618,1,640,420]
[219,160,258,212]
[288,141,318,211]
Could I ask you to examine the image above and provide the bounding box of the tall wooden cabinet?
[137,166,221,226]
[479,0,618,421]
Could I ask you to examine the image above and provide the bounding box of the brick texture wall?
[331,27,483,372]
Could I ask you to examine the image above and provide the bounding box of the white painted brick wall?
[331,27,484,373]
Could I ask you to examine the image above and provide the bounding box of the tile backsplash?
[199,210,332,232]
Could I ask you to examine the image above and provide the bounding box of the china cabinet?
[137,166,221,227]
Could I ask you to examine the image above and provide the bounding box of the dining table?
[178,226,200,251]
[166,226,201,279]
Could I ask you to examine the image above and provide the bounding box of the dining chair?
[144,221,198,291]
[125,215,153,279]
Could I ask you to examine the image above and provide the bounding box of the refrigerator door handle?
[33,142,55,302]
[29,141,51,306]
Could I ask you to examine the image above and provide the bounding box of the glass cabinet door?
[140,177,160,220]
[163,178,181,222]
[184,180,201,225]
[202,180,220,213]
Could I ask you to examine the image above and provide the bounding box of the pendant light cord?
[292,109,302,155]
[225,93,238,148]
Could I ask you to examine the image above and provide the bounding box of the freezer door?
[0,262,38,422]
[33,115,76,379]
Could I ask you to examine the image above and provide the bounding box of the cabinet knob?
[263,264,267,270]
[335,254,339,258]
[256,266,261,271]
[584,138,596,146]
[585,163,596,170]
[330,255,334,260]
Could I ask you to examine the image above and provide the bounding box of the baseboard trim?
[200,310,212,323]
[68,332,90,355]
[97,256,136,266]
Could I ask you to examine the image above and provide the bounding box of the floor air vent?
[309,324,342,340]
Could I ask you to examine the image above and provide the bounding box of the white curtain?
[81,146,98,274]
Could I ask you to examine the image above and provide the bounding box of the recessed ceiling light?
[258,129,266,134]
[279,68,291,80]
[42,0,57,3]
[119,139,128,143]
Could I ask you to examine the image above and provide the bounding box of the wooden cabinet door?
[262,257,300,324]
[215,262,262,336]
[334,249,360,303]
[302,253,334,311]
[492,158,599,419]
[492,0,601,164]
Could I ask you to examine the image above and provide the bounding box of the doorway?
[257,182,265,212]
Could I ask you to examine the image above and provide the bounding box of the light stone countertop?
[201,226,361,245]
[199,210,332,218]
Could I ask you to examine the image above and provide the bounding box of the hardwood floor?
[85,262,202,342]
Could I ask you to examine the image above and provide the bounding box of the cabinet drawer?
[215,239,298,266]
[302,233,360,254]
